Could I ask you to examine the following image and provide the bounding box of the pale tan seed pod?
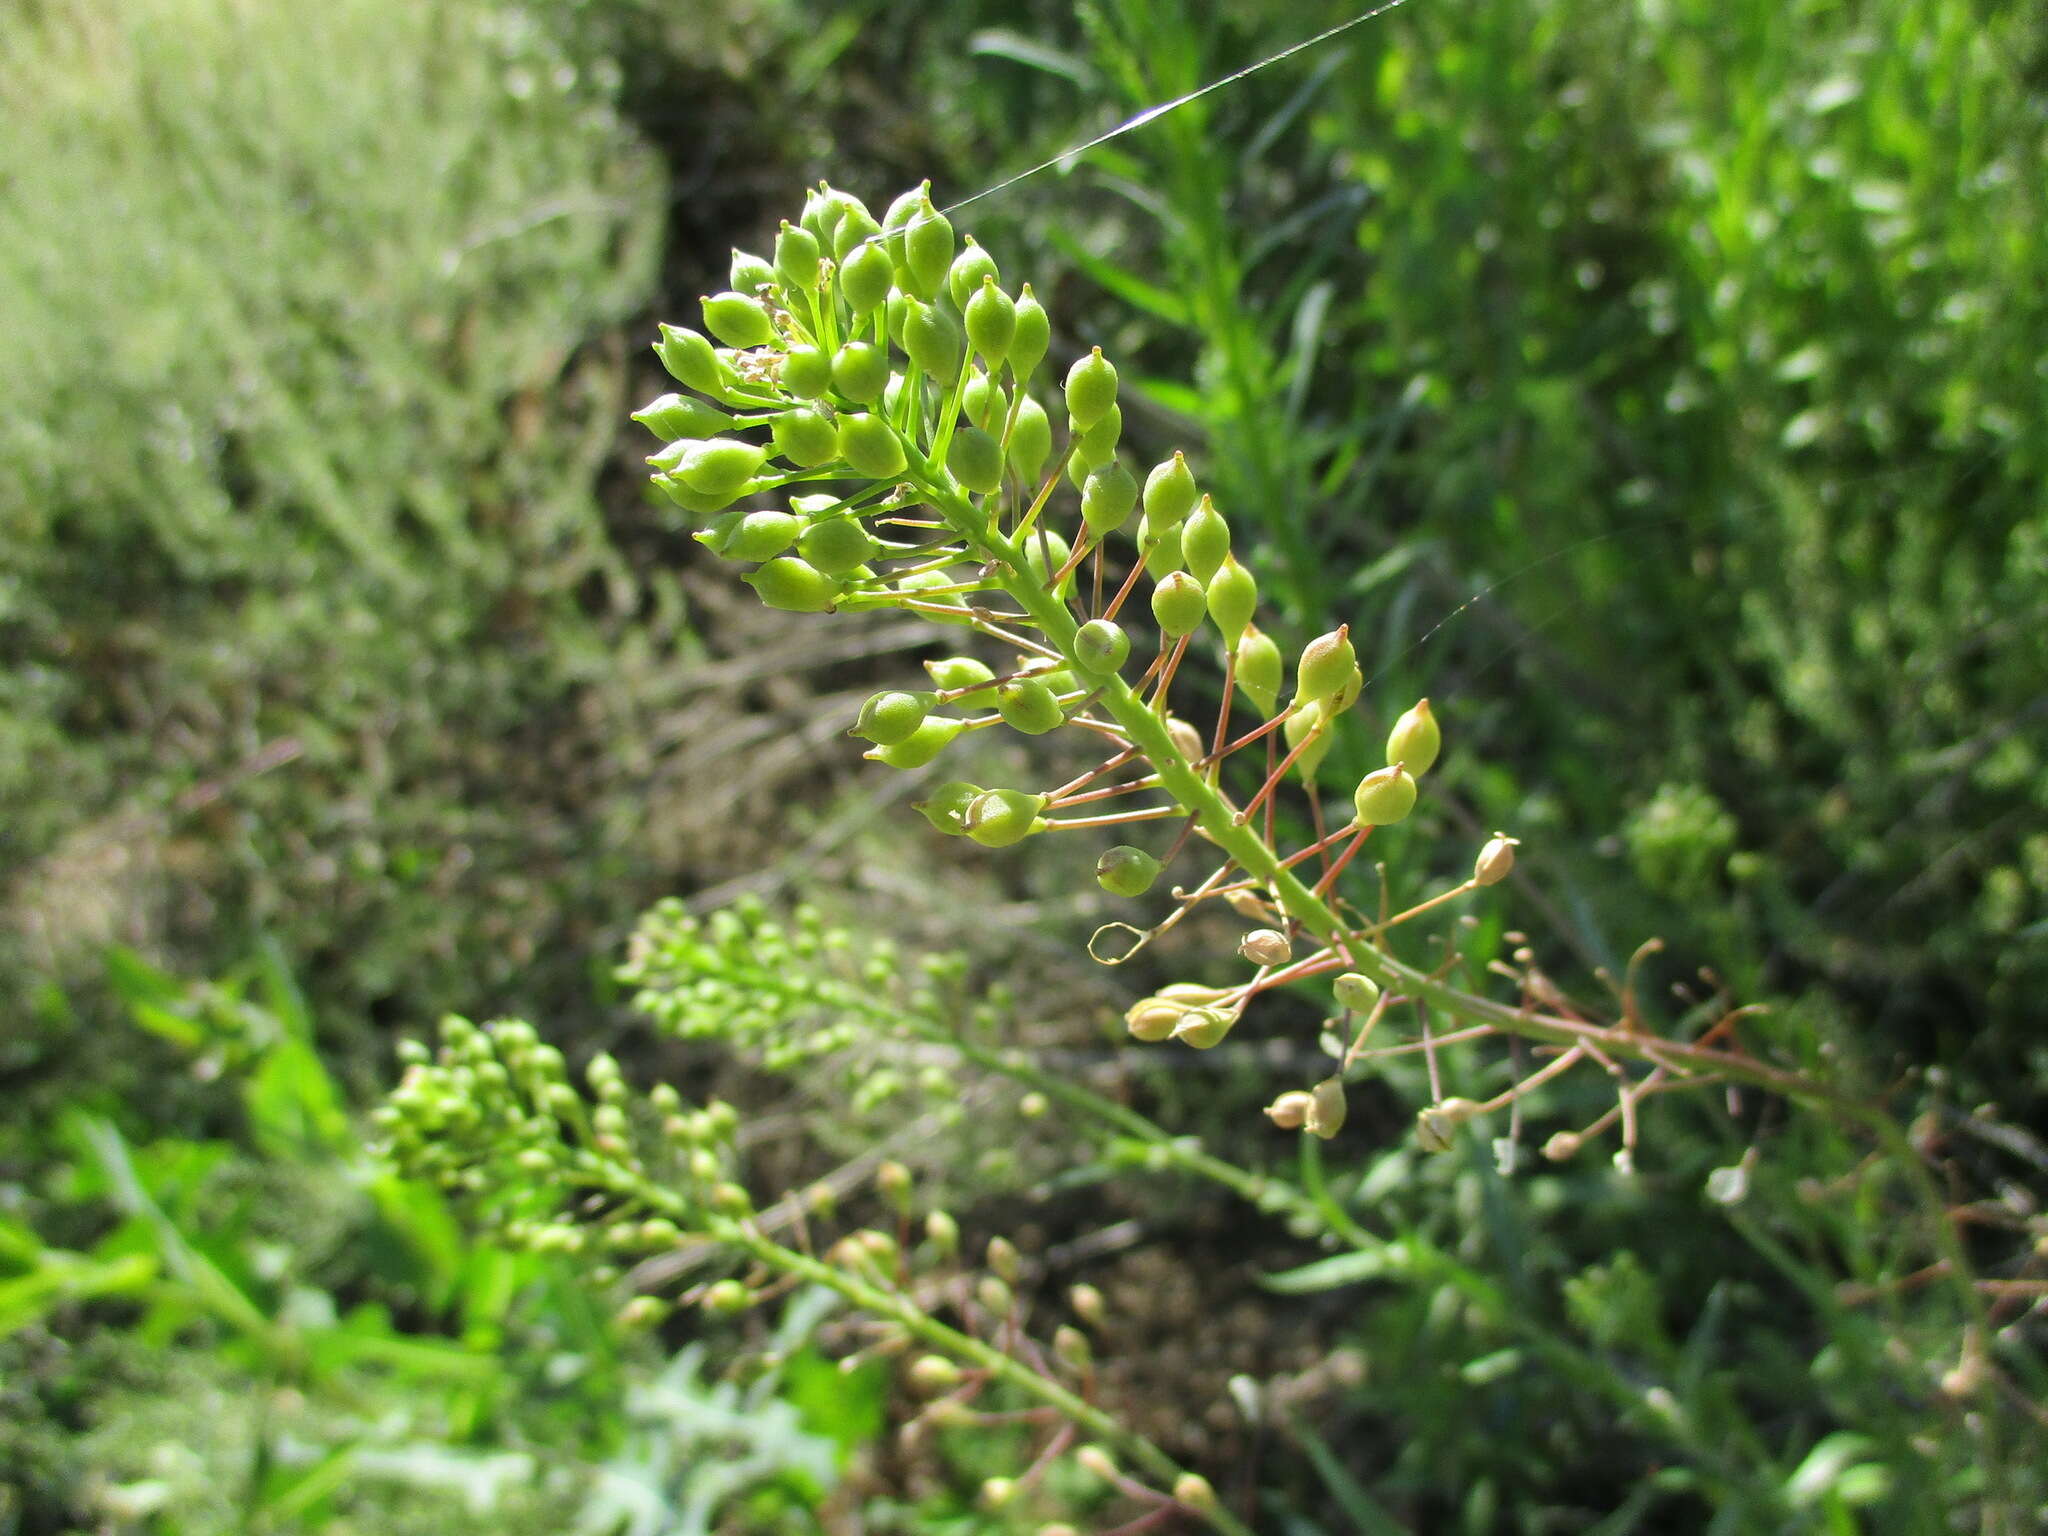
[1076,1444,1119,1482]
[1264,1090,1314,1129]
[987,1235,1021,1283]
[979,1476,1018,1510]
[1125,995,1186,1042]
[1474,833,1520,886]
[1224,887,1282,923]
[976,1274,1013,1316]
[1069,1283,1107,1327]
[1165,715,1206,762]
[1239,928,1292,966]
[1159,982,1235,1005]
[1415,1097,1481,1152]
[1542,1130,1583,1162]
[1306,1075,1348,1139]
[877,1159,912,1212]
[1053,1324,1092,1373]
[1173,1473,1220,1512]
[908,1354,962,1396]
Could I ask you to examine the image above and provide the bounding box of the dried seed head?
[1333,971,1381,1012]
[745,556,843,613]
[1414,1097,1480,1153]
[1142,451,1200,527]
[1181,496,1232,584]
[1065,347,1119,431]
[1235,625,1284,715]
[1074,617,1132,677]
[1473,833,1519,886]
[1306,1075,1348,1139]
[915,779,983,835]
[1152,570,1208,639]
[1239,928,1292,966]
[1097,844,1162,897]
[1295,626,1358,706]
[908,1354,962,1396]
[1386,698,1442,777]
[1352,764,1418,828]
[701,290,775,349]
[1166,715,1206,762]
[963,788,1048,847]
[1264,1090,1315,1129]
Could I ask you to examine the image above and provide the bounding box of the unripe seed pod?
[831,340,889,403]
[1152,571,1208,638]
[1020,526,1074,597]
[633,392,730,441]
[1306,1075,1348,1139]
[1053,1324,1092,1373]
[836,411,907,479]
[1008,395,1052,483]
[915,779,983,835]
[1097,844,1161,897]
[976,1274,1012,1316]
[926,654,995,696]
[1283,703,1331,782]
[947,238,1000,308]
[1074,617,1131,676]
[776,344,830,400]
[947,425,1005,495]
[799,515,880,577]
[1414,1097,1480,1153]
[1333,972,1381,1012]
[880,182,927,267]
[1077,462,1139,539]
[1064,348,1118,430]
[1009,283,1050,382]
[1386,697,1442,777]
[1264,1090,1314,1129]
[1076,1445,1118,1482]
[961,369,1008,428]
[838,237,894,316]
[1239,928,1292,966]
[902,298,964,384]
[995,678,1065,735]
[965,278,1017,369]
[1352,764,1418,827]
[986,1235,1021,1283]
[775,220,821,290]
[903,195,955,299]
[723,509,801,563]
[1207,556,1258,647]
[676,438,767,498]
[1172,1005,1236,1049]
[978,1477,1017,1512]
[1295,626,1357,706]
[701,291,775,348]
[1138,511,1183,579]
[964,788,1047,847]
[800,184,840,247]
[1070,1285,1107,1327]
[894,568,974,625]
[1019,1090,1048,1118]
[771,406,838,467]
[1181,495,1231,584]
[1124,994,1185,1042]
[830,203,883,262]
[925,1209,960,1257]
[908,1354,961,1396]
[1235,625,1283,714]
[867,715,965,769]
[729,249,776,298]
[746,556,841,611]
[1173,1473,1219,1513]
[855,689,934,745]
[656,473,743,517]
[1142,452,1200,527]
[655,324,728,395]
[1073,403,1123,469]
[1473,832,1519,886]
[876,1159,913,1213]
[703,1278,750,1315]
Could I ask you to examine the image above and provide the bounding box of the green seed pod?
[979,1477,1017,1512]
[1264,1090,1314,1130]
[964,276,1016,366]
[838,237,894,316]
[915,780,983,835]
[800,515,880,577]
[771,406,838,467]
[1172,1005,1235,1049]
[1137,511,1183,579]
[1009,283,1050,383]
[655,324,729,395]
[831,340,890,404]
[775,220,821,290]
[702,290,775,348]
[926,655,995,696]
[746,556,843,612]
[1386,697,1442,777]
[1306,1075,1348,1139]
[645,436,702,474]
[677,438,767,498]
[986,1235,1021,1283]
[703,1279,751,1315]
[1019,526,1074,596]
[947,425,1005,495]
[1152,571,1208,639]
[946,237,999,308]
[1097,844,1161,897]
[693,509,745,554]
[836,411,907,479]
[894,568,974,625]
[1073,403,1123,470]
[1294,626,1357,706]
[1081,461,1139,538]
[1073,617,1131,676]
[777,345,830,400]
[1473,832,1518,886]
[1283,702,1331,782]
[800,184,839,246]
[723,509,801,562]
[908,1354,962,1396]
[903,194,955,299]
[903,299,964,385]
[867,715,964,769]
[961,369,1009,429]
[880,182,927,267]
[995,678,1065,735]
[1174,1474,1219,1513]
[1007,395,1052,483]
[1235,625,1283,714]
[1352,764,1418,827]
[1142,451,1200,527]
[1181,495,1231,584]
[1124,994,1185,1042]
[1207,556,1258,648]
[830,203,883,262]
[729,249,777,298]
[1053,1324,1092,1374]
[924,1209,961,1257]
[1333,972,1381,1011]
[1065,347,1118,431]
[975,1274,1013,1316]
[633,392,730,441]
